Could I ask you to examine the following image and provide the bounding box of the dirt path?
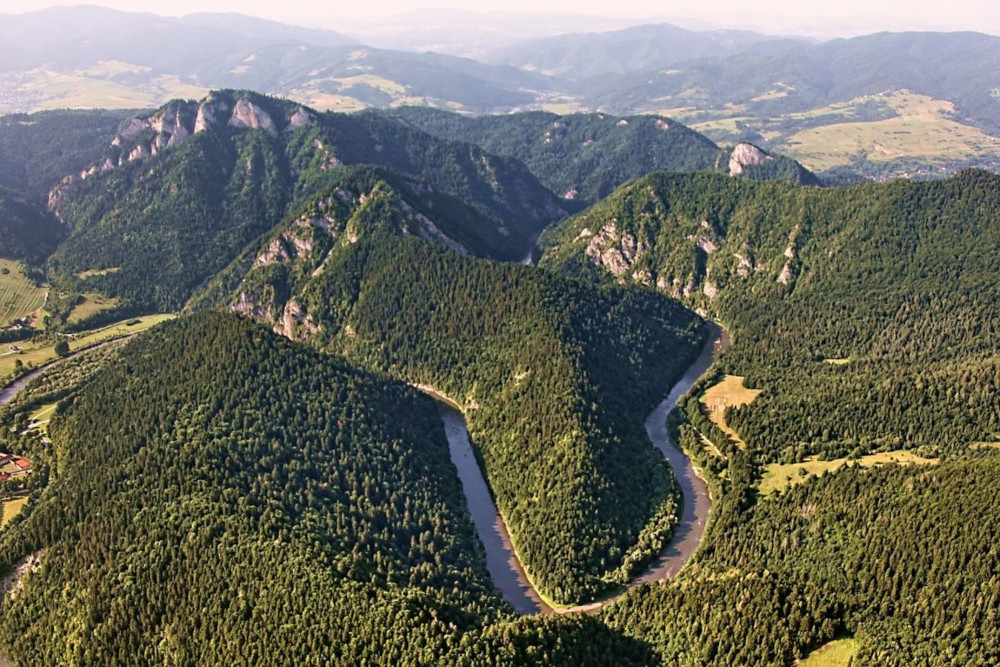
[437,326,727,615]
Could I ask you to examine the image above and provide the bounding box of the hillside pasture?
[0,313,175,380]
[778,90,1000,171]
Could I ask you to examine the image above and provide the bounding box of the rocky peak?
[149,106,191,149]
[287,107,315,132]
[728,143,773,176]
[194,97,229,134]
[228,98,278,137]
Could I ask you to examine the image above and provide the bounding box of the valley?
[0,313,174,383]
[0,8,997,656]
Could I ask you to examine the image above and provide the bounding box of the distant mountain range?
[1,6,999,181]
[484,23,805,79]
[0,6,548,114]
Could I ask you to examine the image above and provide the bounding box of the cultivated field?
[2,68,208,114]
[0,260,46,328]
[759,450,940,495]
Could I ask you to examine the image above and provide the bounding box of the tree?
[54,340,70,357]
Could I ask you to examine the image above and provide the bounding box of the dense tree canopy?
[542,169,1000,464]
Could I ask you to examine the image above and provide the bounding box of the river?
[439,325,728,615]
[0,338,133,406]
[3,325,727,618]
[0,362,61,406]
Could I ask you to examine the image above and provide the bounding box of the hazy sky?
[1,0,997,38]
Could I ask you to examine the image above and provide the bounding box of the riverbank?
[432,326,727,615]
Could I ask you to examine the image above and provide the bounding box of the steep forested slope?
[0,313,501,662]
[0,110,127,202]
[542,169,1000,464]
[192,165,503,328]
[390,107,817,203]
[0,190,62,262]
[0,110,127,262]
[215,206,707,604]
[0,312,667,664]
[602,446,1000,664]
[45,91,566,314]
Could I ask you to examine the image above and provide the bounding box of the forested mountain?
[0,312,670,663]
[0,312,501,662]
[44,90,566,314]
[389,107,819,203]
[1,13,1000,660]
[210,218,707,603]
[542,169,1000,464]
[0,110,128,261]
[601,450,1000,664]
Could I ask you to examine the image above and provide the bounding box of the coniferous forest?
[0,89,999,665]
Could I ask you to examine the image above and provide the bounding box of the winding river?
[0,359,67,405]
[0,340,129,406]
[440,326,728,615]
[2,325,729,618]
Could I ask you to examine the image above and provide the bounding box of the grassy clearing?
[0,497,28,529]
[780,90,1000,171]
[70,313,176,350]
[292,91,368,112]
[0,260,46,328]
[760,450,940,495]
[540,100,587,115]
[75,267,120,280]
[971,441,1000,450]
[823,358,851,366]
[701,375,761,449]
[785,99,862,121]
[0,313,175,379]
[67,292,122,325]
[799,638,859,666]
[28,402,58,437]
[751,89,791,102]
